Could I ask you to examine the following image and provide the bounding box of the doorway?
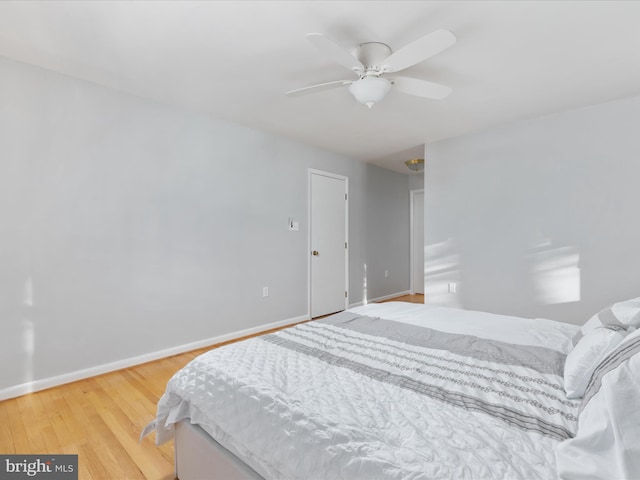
[308,169,348,318]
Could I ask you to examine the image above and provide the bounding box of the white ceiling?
[1,1,639,173]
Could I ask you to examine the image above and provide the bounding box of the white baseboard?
[348,290,412,309]
[0,314,309,402]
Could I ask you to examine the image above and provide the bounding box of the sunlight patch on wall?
[22,275,35,389]
[362,263,368,305]
[23,275,34,307]
[530,239,581,305]
[425,239,460,308]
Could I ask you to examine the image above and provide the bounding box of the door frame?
[308,169,349,318]
[409,189,424,295]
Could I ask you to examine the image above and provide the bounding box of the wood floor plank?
[101,404,173,479]
[25,389,54,454]
[78,441,107,480]
[0,401,16,454]
[0,295,421,479]
[4,399,30,453]
[16,394,47,452]
[39,424,62,455]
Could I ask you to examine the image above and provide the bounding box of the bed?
[143,301,640,479]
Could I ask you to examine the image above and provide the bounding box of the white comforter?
[150,303,579,479]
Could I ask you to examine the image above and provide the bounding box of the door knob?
[312,250,319,256]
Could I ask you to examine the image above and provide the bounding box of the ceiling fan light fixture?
[405,158,424,172]
[348,76,391,108]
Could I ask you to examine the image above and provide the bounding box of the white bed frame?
[174,420,264,480]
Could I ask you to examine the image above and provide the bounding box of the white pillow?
[556,328,640,479]
[571,296,640,346]
[611,297,640,327]
[564,326,626,399]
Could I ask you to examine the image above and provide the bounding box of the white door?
[410,190,425,295]
[309,170,348,318]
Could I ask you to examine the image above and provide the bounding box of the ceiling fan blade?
[306,33,365,73]
[285,80,352,97]
[392,76,452,100]
[382,29,456,73]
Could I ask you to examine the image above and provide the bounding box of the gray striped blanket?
[152,309,580,479]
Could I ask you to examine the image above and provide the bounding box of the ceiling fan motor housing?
[353,42,392,75]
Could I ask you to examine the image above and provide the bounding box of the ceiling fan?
[285,29,456,108]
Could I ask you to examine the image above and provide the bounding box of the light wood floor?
[383,293,424,304]
[0,294,423,479]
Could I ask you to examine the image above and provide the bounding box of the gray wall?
[424,95,640,325]
[0,56,410,392]
[356,166,410,302]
